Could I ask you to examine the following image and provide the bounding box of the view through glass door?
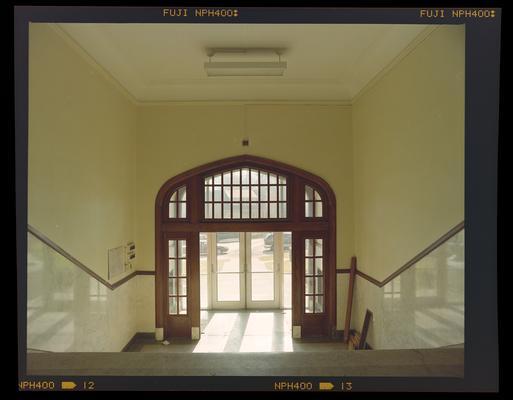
[200,232,290,310]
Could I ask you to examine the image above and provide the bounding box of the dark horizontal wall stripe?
[356,221,465,288]
[355,269,382,287]
[110,271,138,290]
[28,220,462,289]
[27,348,54,353]
[27,224,155,290]
[27,224,114,288]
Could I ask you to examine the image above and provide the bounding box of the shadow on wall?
[26,234,137,352]
[356,230,464,350]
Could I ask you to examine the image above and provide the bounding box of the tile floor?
[27,348,465,377]
[126,310,348,353]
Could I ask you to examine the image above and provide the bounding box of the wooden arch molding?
[155,155,337,339]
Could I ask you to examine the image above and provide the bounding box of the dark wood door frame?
[155,155,337,339]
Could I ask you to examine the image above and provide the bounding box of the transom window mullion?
[203,167,289,221]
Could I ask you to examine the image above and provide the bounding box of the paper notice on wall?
[108,246,125,280]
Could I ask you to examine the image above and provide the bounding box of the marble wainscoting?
[27,233,138,352]
[135,274,155,333]
[352,230,464,349]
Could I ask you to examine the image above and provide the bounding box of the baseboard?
[334,329,345,339]
[121,331,369,350]
[121,332,155,352]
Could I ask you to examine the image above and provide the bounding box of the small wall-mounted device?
[125,241,136,270]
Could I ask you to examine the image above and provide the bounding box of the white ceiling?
[57,23,430,102]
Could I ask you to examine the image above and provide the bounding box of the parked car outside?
[200,241,229,255]
[264,233,291,251]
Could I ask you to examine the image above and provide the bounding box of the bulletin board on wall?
[108,246,125,280]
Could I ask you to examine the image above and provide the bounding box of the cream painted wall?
[135,104,354,331]
[352,25,465,281]
[28,24,137,281]
[246,105,354,269]
[28,22,465,344]
[28,23,140,351]
[135,104,354,270]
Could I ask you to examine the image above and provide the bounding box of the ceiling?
[57,23,430,102]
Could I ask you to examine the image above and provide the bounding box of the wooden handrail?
[336,221,464,285]
[355,221,464,287]
[340,221,464,342]
[343,256,357,343]
[27,225,154,290]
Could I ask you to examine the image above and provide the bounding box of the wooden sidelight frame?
[155,155,336,339]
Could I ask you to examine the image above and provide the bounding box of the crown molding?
[351,25,440,105]
[49,23,139,106]
[48,23,438,107]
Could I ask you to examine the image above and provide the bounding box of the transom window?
[305,185,323,218]
[305,238,324,313]
[169,186,187,219]
[204,168,287,220]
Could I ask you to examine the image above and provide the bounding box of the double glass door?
[200,232,290,309]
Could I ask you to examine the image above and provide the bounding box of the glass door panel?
[217,274,240,301]
[199,233,209,309]
[250,273,274,301]
[206,232,285,310]
[246,232,280,308]
[250,232,274,301]
[282,232,292,309]
[211,232,245,309]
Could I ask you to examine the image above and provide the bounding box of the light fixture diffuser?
[204,49,287,77]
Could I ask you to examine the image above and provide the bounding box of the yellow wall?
[135,104,354,270]
[352,25,465,280]
[28,23,465,338]
[28,24,137,280]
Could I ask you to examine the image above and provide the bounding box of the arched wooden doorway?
[155,155,336,339]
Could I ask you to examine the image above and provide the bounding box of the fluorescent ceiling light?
[205,61,287,76]
[205,49,287,77]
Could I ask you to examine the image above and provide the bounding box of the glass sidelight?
[168,239,187,315]
[304,238,324,314]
